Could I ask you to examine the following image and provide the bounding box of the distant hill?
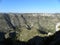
[0,13,60,41]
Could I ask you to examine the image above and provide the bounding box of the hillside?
[0,13,60,41]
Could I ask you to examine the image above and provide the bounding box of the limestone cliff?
[0,13,60,41]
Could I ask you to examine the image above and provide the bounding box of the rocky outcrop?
[0,13,60,41]
[0,13,60,32]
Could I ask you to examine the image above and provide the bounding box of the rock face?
[0,13,60,41]
[0,13,60,32]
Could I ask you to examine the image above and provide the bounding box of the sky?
[0,0,60,13]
